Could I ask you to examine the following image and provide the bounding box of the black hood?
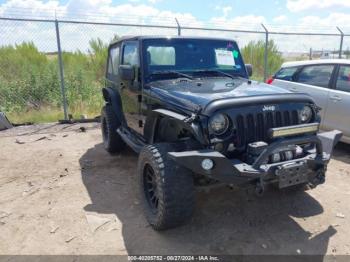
[148,78,314,115]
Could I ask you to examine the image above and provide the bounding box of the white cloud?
[222,6,232,18]
[148,0,162,4]
[267,12,350,53]
[297,12,350,34]
[0,0,203,51]
[210,15,266,30]
[0,0,65,17]
[273,15,287,23]
[287,0,350,12]
[205,15,266,47]
[1,0,350,54]
[214,5,233,18]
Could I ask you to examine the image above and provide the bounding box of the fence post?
[309,48,312,60]
[261,24,269,82]
[175,18,181,36]
[337,27,344,59]
[55,19,68,120]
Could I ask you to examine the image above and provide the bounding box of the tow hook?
[310,167,326,188]
[315,167,326,184]
[255,181,265,197]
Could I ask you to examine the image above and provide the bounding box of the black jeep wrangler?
[101,36,341,230]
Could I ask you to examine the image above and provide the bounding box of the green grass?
[7,103,104,124]
[8,108,65,124]
[0,39,108,123]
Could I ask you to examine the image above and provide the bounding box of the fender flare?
[102,87,126,126]
[144,109,208,145]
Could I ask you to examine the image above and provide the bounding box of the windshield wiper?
[149,70,194,80]
[192,69,244,80]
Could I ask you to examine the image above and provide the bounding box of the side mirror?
[119,65,135,81]
[245,64,253,77]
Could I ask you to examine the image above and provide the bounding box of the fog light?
[201,159,214,170]
[284,150,294,161]
[271,153,281,163]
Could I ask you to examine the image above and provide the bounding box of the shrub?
[241,40,284,81]
[0,38,110,122]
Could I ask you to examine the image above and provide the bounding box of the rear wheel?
[101,105,125,153]
[138,143,194,230]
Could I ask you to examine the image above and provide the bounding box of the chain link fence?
[0,16,349,123]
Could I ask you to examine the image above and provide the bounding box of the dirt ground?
[1,123,350,256]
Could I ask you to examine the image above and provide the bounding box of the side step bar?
[117,127,145,153]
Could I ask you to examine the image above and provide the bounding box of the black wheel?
[101,105,125,153]
[138,143,194,230]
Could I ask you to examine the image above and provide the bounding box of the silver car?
[269,59,350,144]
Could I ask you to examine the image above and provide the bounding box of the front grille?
[235,110,299,148]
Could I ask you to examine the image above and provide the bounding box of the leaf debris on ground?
[85,213,112,233]
[65,236,76,243]
[50,226,60,234]
[15,139,25,144]
[0,211,11,219]
[34,136,51,142]
[336,213,346,218]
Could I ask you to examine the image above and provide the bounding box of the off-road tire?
[101,105,125,153]
[138,143,194,230]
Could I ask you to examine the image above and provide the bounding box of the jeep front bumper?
[168,130,342,187]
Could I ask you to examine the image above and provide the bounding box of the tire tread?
[101,105,125,153]
[138,143,194,230]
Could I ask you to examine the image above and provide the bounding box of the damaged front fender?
[144,108,209,145]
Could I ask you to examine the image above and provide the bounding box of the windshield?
[142,38,247,82]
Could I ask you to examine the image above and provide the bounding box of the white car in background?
[268,59,350,144]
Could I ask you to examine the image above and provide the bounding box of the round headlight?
[209,113,229,135]
[300,106,313,123]
[201,159,214,170]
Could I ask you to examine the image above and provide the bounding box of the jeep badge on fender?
[100,36,342,230]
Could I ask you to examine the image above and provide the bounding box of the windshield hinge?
[184,113,198,124]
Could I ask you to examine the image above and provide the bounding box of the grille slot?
[235,110,299,148]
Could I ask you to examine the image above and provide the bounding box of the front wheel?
[138,143,194,230]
